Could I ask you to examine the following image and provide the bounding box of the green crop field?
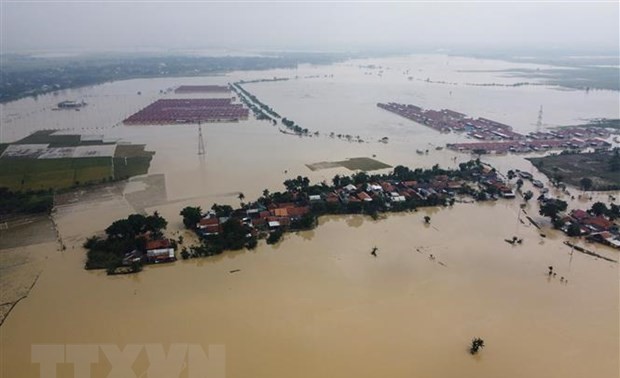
[1,131,154,192]
[0,157,112,191]
[528,151,620,191]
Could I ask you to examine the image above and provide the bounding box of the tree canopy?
[539,199,568,221]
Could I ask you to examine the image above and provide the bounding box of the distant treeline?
[1,53,354,103]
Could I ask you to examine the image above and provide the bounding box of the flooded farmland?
[1,54,619,377]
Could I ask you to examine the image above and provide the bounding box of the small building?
[357,192,373,202]
[582,216,615,233]
[197,217,222,235]
[145,239,175,263]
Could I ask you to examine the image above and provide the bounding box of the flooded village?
[1,54,619,378]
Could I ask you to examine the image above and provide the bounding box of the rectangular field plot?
[306,157,392,172]
[123,98,249,125]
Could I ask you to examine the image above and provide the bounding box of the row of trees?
[0,187,53,216]
[232,82,282,119]
[281,118,310,135]
[589,202,620,220]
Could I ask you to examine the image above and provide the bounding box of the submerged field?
[306,157,392,171]
[528,151,620,190]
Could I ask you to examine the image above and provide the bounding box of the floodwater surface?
[1,54,618,377]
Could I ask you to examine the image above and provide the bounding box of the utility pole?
[536,105,543,133]
[198,122,205,156]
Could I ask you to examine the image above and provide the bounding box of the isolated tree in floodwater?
[470,338,485,354]
[424,216,431,224]
[539,199,568,221]
[580,177,593,191]
[238,192,245,203]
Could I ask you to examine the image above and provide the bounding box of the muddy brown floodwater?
[1,54,618,377]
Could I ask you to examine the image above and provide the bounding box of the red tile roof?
[146,239,171,250]
[199,217,219,226]
[570,209,589,221]
[584,216,614,230]
[287,206,310,217]
[357,192,372,201]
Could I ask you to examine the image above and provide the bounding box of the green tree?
[180,206,202,229]
[332,174,341,187]
[566,223,581,236]
[516,178,524,191]
[267,229,283,244]
[353,171,369,185]
[609,149,620,172]
[211,204,233,217]
[539,199,568,221]
[590,202,608,216]
[145,211,167,237]
[580,177,593,191]
[609,204,620,220]
[523,190,534,202]
[470,338,485,355]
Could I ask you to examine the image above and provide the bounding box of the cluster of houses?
[559,209,620,249]
[193,167,518,239]
[323,176,469,206]
[377,102,613,155]
[197,203,312,236]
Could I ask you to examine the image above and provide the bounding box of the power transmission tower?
[198,122,206,155]
[536,105,543,132]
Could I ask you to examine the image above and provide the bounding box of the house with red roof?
[145,239,176,263]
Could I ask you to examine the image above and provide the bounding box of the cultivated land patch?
[528,152,620,190]
[306,157,392,171]
[0,131,154,191]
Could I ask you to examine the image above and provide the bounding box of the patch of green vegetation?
[114,144,153,158]
[0,157,111,191]
[306,157,392,172]
[339,157,392,171]
[0,188,53,217]
[1,53,356,103]
[1,133,154,192]
[113,157,152,179]
[83,212,168,270]
[528,150,620,190]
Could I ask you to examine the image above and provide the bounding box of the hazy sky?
[1,1,619,54]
